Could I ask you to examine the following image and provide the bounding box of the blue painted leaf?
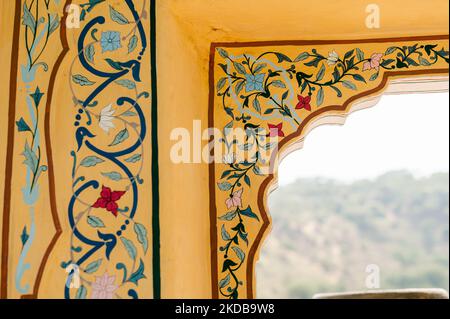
[109,128,129,146]
[109,5,129,25]
[87,216,105,228]
[16,118,31,132]
[240,206,260,221]
[134,223,148,254]
[80,156,104,167]
[219,274,230,288]
[84,259,102,274]
[115,79,136,89]
[217,48,229,59]
[22,3,36,34]
[122,110,137,117]
[105,58,123,71]
[232,246,245,262]
[221,225,231,241]
[127,259,146,285]
[342,80,357,90]
[219,211,238,221]
[101,171,123,181]
[72,74,95,86]
[317,87,324,107]
[22,142,38,172]
[128,35,138,53]
[217,181,232,191]
[120,237,137,261]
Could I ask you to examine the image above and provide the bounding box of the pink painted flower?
[296,95,312,111]
[91,273,118,299]
[226,189,243,209]
[363,53,384,71]
[268,123,285,138]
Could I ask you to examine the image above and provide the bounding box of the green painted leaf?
[275,52,292,63]
[235,81,245,95]
[294,52,309,62]
[219,211,238,221]
[316,64,326,81]
[369,72,379,81]
[221,224,231,241]
[233,62,246,75]
[127,259,146,285]
[75,285,87,299]
[80,156,104,167]
[316,87,324,107]
[253,63,267,73]
[115,79,136,89]
[109,128,129,146]
[217,181,232,191]
[128,35,138,53]
[385,47,397,55]
[84,259,102,274]
[352,74,367,83]
[49,14,60,34]
[217,48,229,59]
[125,154,142,163]
[72,74,95,86]
[16,118,31,132]
[87,216,105,228]
[232,246,245,262]
[101,171,123,181]
[240,206,260,221]
[356,48,365,61]
[109,5,129,25]
[219,274,230,288]
[85,44,95,63]
[271,80,286,88]
[22,142,38,172]
[217,77,227,91]
[342,80,357,90]
[253,98,261,113]
[134,223,149,254]
[121,237,137,260]
[122,111,137,117]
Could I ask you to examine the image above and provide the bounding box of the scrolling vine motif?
[214,41,449,299]
[62,0,150,299]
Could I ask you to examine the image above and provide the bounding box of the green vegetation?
[256,171,449,299]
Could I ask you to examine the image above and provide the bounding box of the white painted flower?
[327,50,339,65]
[223,153,236,165]
[99,104,115,133]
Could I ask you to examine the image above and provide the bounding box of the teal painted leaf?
[385,47,397,55]
[316,64,326,81]
[22,142,38,172]
[294,52,309,62]
[84,259,102,274]
[352,74,367,83]
[219,274,230,288]
[109,5,129,25]
[127,259,146,285]
[217,77,227,91]
[317,87,324,107]
[221,224,231,241]
[109,128,129,146]
[21,226,29,247]
[16,118,31,132]
[120,237,137,261]
[240,206,260,221]
[253,98,261,113]
[232,246,245,262]
[233,62,246,75]
[72,74,95,86]
[128,35,138,53]
[253,63,267,73]
[49,14,60,34]
[101,171,123,181]
[115,79,136,89]
[217,181,232,191]
[134,223,148,254]
[122,110,137,117]
[235,81,245,95]
[369,72,379,81]
[275,52,292,63]
[125,154,142,163]
[87,216,105,228]
[219,211,238,221]
[75,285,87,299]
[356,48,365,61]
[85,44,95,63]
[80,156,104,167]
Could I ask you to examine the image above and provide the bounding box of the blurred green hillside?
[256,171,449,299]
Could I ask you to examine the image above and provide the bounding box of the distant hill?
[256,171,449,299]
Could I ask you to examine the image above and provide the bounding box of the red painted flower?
[268,123,285,138]
[296,95,312,111]
[92,186,126,217]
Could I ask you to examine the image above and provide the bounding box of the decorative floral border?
[212,39,449,299]
[62,0,151,299]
